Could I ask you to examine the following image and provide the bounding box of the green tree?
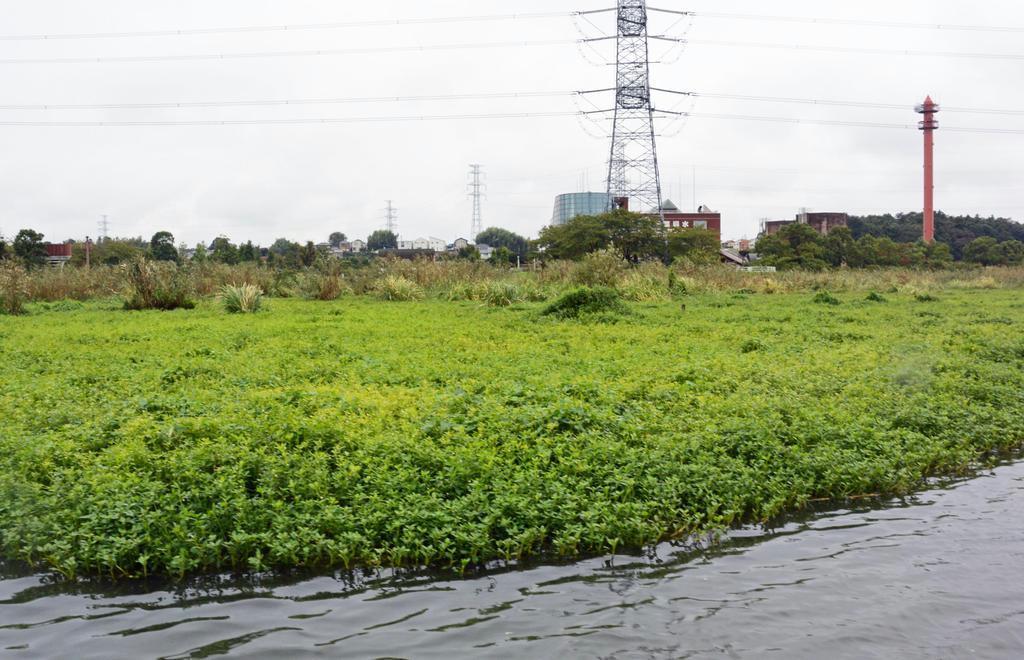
[488,246,514,266]
[668,228,720,264]
[1001,240,1024,265]
[963,237,1004,266]
[605,211,665,263]
[239,241,258,262]
[457,245,481,261]
[757,223,828,271]
[192,242,208,264]
[299,241,318,267]
[536,210,663,262]
[536,214,612,261]
[210,237,240,265]
[923,241,954,268]
[13,229,48,269]
[0,238,8,261]
[150,231,178,262]
[329,232,347,248]
[367,230,398,251]
[476,227,529,261]
[822,227,855,267]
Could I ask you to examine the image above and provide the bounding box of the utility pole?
[468,164,484,241]
[384,201,398,236]
[605,1,664,219]
[916,96,940,243]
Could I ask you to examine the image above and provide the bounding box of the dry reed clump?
[0,262,30,315]
[382,257,494,290]
[11,261,1024,305]
[25,266,121,301]
[122,260,196,311]
[374,275,425,301]
[948,276,1000,290]
[299,271,351,301]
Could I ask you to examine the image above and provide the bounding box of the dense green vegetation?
[850,211,1024,260]
[1,286,1023,580]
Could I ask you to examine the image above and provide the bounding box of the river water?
[3,460,1024,659]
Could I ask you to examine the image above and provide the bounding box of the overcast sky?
[0,0,1021,245]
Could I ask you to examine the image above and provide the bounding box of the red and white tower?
[916,96,940,243]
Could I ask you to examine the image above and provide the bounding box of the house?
[476,243,494,260]
[350,239,367,252]
[451,238,470,251]
[399,237,447,252]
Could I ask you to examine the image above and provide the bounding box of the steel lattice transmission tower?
[468,164,484,240]
[606,0,663,217]
[384,200,398,235]
[98,214,110,242]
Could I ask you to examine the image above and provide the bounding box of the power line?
[6,36,1024,66]
[686,111,1024,134]
[679,92,1024,118]
[674,9,1024,34]
[2,8,1017,42]
[652,36,1024,62]
[0,111,583,126]
[0,110,1022,135]
[0,39,576,65]
[0,12,573,41]
[2,90,1022,119]
[0,91,577,111]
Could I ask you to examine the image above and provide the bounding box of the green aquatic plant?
[0,291,1022,580]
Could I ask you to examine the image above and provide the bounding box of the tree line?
[758,222,1024,270]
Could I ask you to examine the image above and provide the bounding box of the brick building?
[762,212,849,237]
[614,197,723,242]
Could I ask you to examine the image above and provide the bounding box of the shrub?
[866,292,888,303]
[305,273,349,301]
[741,338,767,353]
[572,250,627,288]
[0,262,29,315]
[542,286,628,320]
[619,271,669,302]
[915,293,940,303]
[220,284,264,314]
[374,275,425,302]
[812,291,841,306]
[123,260,196,311]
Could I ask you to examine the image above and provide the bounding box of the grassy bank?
[4,258,1024,309]
[1,291,1023,579]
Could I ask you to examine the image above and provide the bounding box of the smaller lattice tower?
[468,164,485,240]
[384,201,398,235]
[98,215,110,242]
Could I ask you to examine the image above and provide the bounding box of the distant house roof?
[661,199,680,212]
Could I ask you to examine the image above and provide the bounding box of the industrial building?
[659,201,723,241]
[551,192,614,225]
[762,212,849,237]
